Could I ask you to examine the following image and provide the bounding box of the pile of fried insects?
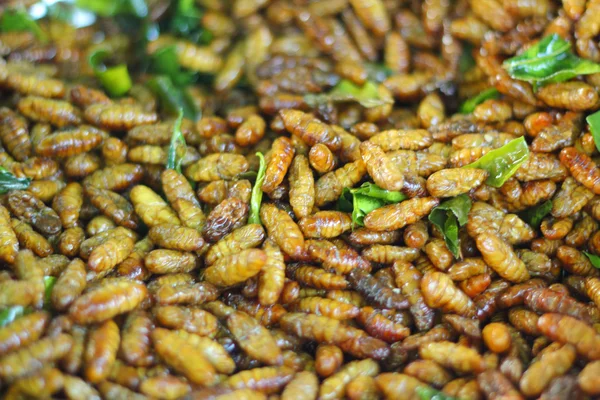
[1,0,600,398]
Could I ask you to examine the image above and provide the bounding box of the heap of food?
[0,0,600,398]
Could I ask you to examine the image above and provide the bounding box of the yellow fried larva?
[288,155,315,219]
[364,197,439,231]
[185,153,249,182]
[0,205,19,264]
[260,203,305,259]
[360,140,404,191]
[476,232,530,283]
[426,168,488,197]
[204,249,266,287]
[130,185,181,227]
[83,103,158,131]
[17,96,81,128]
[421,271,476,318]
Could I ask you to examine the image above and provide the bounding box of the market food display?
[0,0,600,398]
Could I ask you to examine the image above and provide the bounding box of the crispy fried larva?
[537,82,599,111]
[205,224,265,266]
[315,344,344,378]
[17,96,81,127]
[357,306,410,342]
[139,375,191,400]
[421,271,476,317]
[227,366,295,394]
[148,224,204,252]
[69,279,147,324]
[308,143,336,174]
[374,373,423,399]
[51,258,86,311]
[315,160,366,206]
[280,371,318,400]
[83,103,158,131]
[0,333,73,381]
[519,343,576,397]
[419,341,486,374]
[153,281,218,306]
[0,108,31,161]
[84,186,139,230]
[8,190,62,236]
[393,261,435,331]
[280,109,341,151]
[204,248,266,287]
[0,311,49,357]
[161,169,205,231]
[426,168,488,197]
[186,153,249,182]
[5,367,65,399]
[155,305,218,337]
[130,185,181,227]
[0,206,19,264]
[63,375,101,400]
[36,127,104,158]
[307,239,371,275]
[319,359,380,400]
[559,147,600,194]
[538,313,600,360]
[482,322,512,354]
[84,164,144,192]
[262,137,295,193]
[292,296,359,320]
[403,359,452,388]
[120,310,156,367]
[227,310,282,366]
[524,287,597,325]
[260,203,305,259]
[299,211,352,239]
[287,265,348,290]
[151,327,217,386]
[348,268,409,310]
[88,234,134,273]
[258,238,285,306]
[360,140,404,191]
[364,197,439,231]
[369,129,433,151]
[84,319,119,383]
[289,155,315,219]
[476,232,530,283]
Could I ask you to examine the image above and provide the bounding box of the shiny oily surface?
[0,0,600,399]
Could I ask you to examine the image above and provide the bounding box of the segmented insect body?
[421,271,476,317]
[17,96,81,128]
[262,137,295,193]
[393,261,435,331]
[185,153,249,182]
[227,310,283,365]
[427,168,488,197]
[0,311,49,356]
[161,169,205,231]
[559,147,600,194]
[84,103,158,131]
[36,126,104,158]
[364,197,439,231]
[120,310,156,367]
[360,140,404,191]
[8,190,62,236]
[84,319,120,383]
[260,203,305,259]
[69,279,147,324]
[537,313,600,359]
[0,107,31,161]
[0,206,19,264]
[280,109,341,151]
[51,258,86,311]
[476,232,530,283]
[204,249,266,287]
[84,186,139,230]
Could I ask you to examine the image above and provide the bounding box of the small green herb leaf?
[0,306,27,327]
[459,43,475,74]
[463,137,529,187]
[75,0,148,18]
[459,88,500,114]
[416,386,458,400]
[584,252,600,269]
[518,200,552,229]
[166,109,187,173]
[151,45,195,87]
[304,80,393,109]
[502,34,600,86]
[0,166,31,194]
[0,8,47,42]
[146,76,200,121]
[429,194,472,259]
[168,0,212,44]
[43,276,57,310]
[249,152,267,225]
[338,182,407,227]
[88,49,132,97]
[587,110,600,153]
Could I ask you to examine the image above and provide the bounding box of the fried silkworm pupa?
[421,271,476,318]
[0,311,49,357]
[17,96,81,128]
[348,268,409,310]
[227,311,283,366]
[315,344,344,378]
[84,103,158,131]
[154,306,218,337]
[130,184,181,227]
[419,340,486,374]
[84,319,120,383]
[226,366,295,394]
[0,107,31,161]
[319,359,380,400]
[364,197,439,231]
[299,211,353,239]
[51,258,86,311]
[203,197,249,243]
[279,109,341,151]
[148,224,204,252]
[537,313,600,360]
[120,310,156,367]
[360,140,404,191]
[262,137,295,193]
[204,249,266,287]
[260,203,305,259]
[0,205,19,264]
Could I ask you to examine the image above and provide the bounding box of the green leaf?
[166,109,187,173]
[0,306,26,328]
[88,49,132,97]
[463,137,529,187]
[518,200,552,229]
[584,252,600,269]
[248,152,267,225]
[43,276,57,310]
[502,34,600,86]
[168,0,212,45]
[75,0,148,18]
[151,45,195,87]
[364,62,394,83]
[304,80,393,109]
[587,110,600,153]
[0,8,47,42]
[459,88,500,114]
[416,386,458,400]
[429,194,472,258]
[0,166,31,194]
[337,182,407,227]
[146,76,200,121]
